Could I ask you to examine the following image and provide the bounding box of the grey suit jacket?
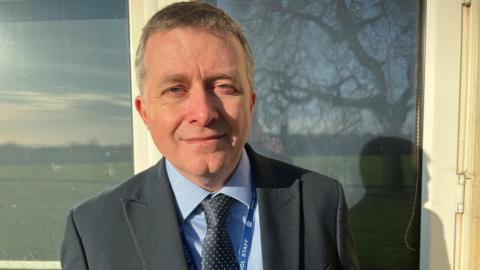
[61,147,359,270]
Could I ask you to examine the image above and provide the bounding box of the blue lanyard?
[181,184,257,270]
[237,184,257,270]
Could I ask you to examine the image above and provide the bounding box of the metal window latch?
[456,172,473,214]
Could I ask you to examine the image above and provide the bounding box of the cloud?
[0,89,133,145]
[0,89,130,112]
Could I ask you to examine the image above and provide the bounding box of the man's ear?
[250,91,256,112]
[135,95,149,128]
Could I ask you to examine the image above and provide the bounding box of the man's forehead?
[146,26,234,46]
[144,28,245,69]
[146,28,240,58]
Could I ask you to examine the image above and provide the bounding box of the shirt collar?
[166,149,252,221]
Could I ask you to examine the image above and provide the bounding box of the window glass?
[0,0,132,260]
[212,0,422,269]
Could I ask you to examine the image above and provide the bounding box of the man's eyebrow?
[156,72,241,87]
[207,72,239,83]
[159,73,189,84]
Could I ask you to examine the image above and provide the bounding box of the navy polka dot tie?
[201,194,238,270]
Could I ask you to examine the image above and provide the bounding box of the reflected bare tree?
[223,0,419,190]
[228,0,417,136]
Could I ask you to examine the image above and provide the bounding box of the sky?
[0,0,132,145]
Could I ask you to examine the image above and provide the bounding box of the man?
[61,2,359,270]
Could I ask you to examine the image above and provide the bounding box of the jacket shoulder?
[70,162,162,219]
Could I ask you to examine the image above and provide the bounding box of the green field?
[0,162,133,260]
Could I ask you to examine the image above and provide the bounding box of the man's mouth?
[183,134,225,143]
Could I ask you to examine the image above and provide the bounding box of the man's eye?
[169,87,182,93]
[165,87,186,95]
[215,83,236,94]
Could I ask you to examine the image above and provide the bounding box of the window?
[0,0,132,264]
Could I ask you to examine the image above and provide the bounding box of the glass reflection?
[215,0,422,269]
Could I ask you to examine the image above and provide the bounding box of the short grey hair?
[135,1,254,95]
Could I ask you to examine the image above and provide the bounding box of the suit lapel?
[121,161,188,270]
[257,183,301,270]
[247,147,300,270]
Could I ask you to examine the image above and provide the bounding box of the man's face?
[135,27,256,187]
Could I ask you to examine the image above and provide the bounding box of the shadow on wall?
[420,153,451,270]
[349,136,450,270]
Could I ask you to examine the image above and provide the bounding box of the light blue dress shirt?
[166,150,263,270]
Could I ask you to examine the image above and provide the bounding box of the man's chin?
[187,154,227,174]
[180,152,239,179]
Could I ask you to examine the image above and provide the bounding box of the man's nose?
[185,87,219,126]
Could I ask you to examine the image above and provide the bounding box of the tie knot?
[201,194,234,228]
